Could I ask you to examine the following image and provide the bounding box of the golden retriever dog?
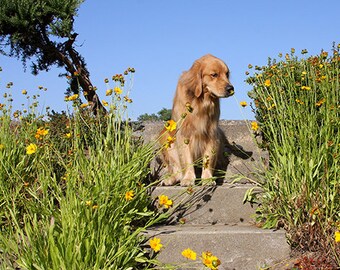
[160,54,234,186]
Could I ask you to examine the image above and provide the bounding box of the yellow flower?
[102,100,109,106]
[335,231,340,243]
[66,94,79,101]
[264,79,271,87]
[125,190,134,201]
[85,200,92,206]
[22,89,27,95]
[165,136,176,149]
[80,103,89,109]
[240,101,247,107]
[0,144,4,150]
[251,122,259,131]
[158,194,173,209]
[65,133,72,138]
[182,248,197,260]
[316,98,326,107]
[114,87,123,95]
[35,127,49,140]
[201,251,221,270]
[301,86,311,90]
[296,99,304,105]
[149,237,163,252]
[26,143,37,155]
[165,120,177,132]
[106,89,113,96]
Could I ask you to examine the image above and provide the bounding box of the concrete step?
[137,120,268,182]
[152,184,260,225]
[147,224,290,270]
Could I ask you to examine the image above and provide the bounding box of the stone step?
[152,184,260,225]
[147,224,290,270]
[137,120,268,182]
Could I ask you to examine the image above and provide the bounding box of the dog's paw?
[201,170,213,179]
[180,178,195,187]
[161,176,179,186]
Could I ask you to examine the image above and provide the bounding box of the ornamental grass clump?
[0,68,167,269]
[247,45,339,264]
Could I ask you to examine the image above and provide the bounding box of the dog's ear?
[180,61,203,98]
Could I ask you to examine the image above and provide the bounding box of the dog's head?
[182,54,234,99]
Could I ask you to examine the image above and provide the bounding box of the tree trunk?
[56,34,106,115]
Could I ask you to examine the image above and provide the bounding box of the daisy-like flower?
[68,94,79,101]
[125,190,134,201]
[182,248,197,260]
[65,133,72,139]
[22,89,27,95]
[165,120,177,132]
[106,89,113,96]
[251,122,259,131]
[335,231,340,243]
[158,194,173,209]
[80,103,89,109]
[240,101,247,107]
[149,237,163,252]
[26,143,37,155]
[165,136,176,149]
[201,251,221,270]
[301,86,311,90]
[102,100,109,106]
[114,87,123,95]
[35,127,49,140]
[264,79,271,87]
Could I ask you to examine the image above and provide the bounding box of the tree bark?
[55,34,106,114]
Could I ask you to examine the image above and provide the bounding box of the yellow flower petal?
[182,248,197,260]
[26,143,37,155]
[149,237,163,252]
[165,120,177,132]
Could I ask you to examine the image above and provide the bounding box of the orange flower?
[264,79,271,87]
[201,251,221,270]
[125,190,134,201]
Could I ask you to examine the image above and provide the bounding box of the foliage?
[137,107,172,122]
[247,45,340,263]
[0,69,167,269]
[0,0,105,112]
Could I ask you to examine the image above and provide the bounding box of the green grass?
[247,45,339,264]
[0,70,167,269]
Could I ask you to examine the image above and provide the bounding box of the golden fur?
[160,54,234,186]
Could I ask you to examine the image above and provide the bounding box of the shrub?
[247,45,340,264]
[0,69,166,269]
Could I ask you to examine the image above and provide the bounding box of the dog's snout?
[226,84,234,96]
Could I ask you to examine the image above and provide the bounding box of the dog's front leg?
[161,148,183,186]
[180,145,196,186]
[201,144,218,182]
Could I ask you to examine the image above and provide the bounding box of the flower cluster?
[181,248,221,270]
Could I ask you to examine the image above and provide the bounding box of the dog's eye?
[211,73,218,78]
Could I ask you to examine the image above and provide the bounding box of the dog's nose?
[226,85,234,96]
